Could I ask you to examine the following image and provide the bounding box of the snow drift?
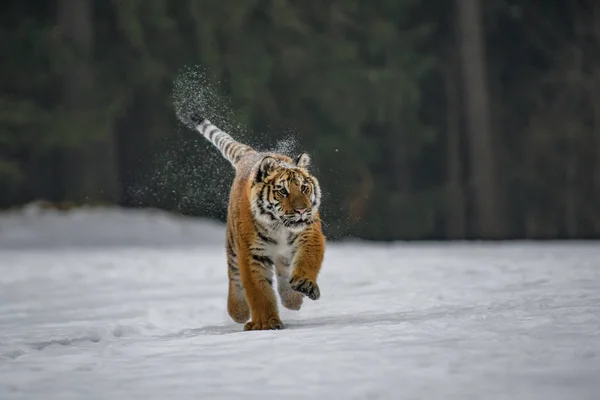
[0,203,226,249]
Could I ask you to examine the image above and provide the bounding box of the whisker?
[313,216,330,228]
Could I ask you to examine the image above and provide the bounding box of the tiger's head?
[251,153,322,231]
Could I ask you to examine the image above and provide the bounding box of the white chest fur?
[269,229,293,257]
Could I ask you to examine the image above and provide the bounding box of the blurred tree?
[1,0,600,240]
[57,0,120,203]
[0,2,58,204]
[457,0,504,239]
[442,44,466,239]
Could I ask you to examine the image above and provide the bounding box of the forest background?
[2,0,600,241]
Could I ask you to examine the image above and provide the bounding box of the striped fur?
[190,113,326,331]
[191,115,255,167]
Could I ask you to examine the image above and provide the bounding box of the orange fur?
[226,154,325,330]
[189,115,325,331]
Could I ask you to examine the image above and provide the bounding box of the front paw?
[243,316,284,331]
[289,276,320,300]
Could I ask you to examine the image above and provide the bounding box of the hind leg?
[225,231,249,323]
[275,257,303,310]
[227,263,249,323]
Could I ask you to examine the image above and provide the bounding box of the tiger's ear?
[295,152,311,168]
[257,156,278,182]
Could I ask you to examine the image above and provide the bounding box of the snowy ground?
[1,207,599,399]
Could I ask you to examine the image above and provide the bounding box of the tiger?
[189,113,325,331]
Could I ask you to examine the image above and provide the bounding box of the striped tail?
[190,114,255,167]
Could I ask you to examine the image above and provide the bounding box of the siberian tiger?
[190,113,325,331]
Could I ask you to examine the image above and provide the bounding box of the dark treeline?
[2,0,600,241]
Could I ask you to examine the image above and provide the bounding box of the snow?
[0,204,225,249]
[1,207,599,399]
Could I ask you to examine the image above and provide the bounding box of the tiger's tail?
[190,114,256,167]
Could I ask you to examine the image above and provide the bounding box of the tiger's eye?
[277,186,288,196]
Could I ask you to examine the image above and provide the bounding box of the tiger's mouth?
[282,213,314,228]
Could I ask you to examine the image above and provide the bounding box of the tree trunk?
[443,52,466,239]
[592,3,600,234]
[565,41,583,238]
[456,0,503,238]
[58,0,120,204]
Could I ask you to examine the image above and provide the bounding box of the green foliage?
[2,0,599,239]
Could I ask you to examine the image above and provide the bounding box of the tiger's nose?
[296,208,307,215]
